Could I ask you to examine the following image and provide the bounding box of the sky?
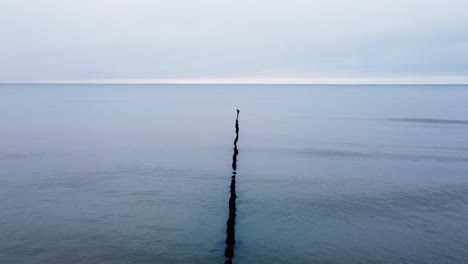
[1,0,468,84]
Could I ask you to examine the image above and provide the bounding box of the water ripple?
[388,118,468,125]
[297,148,468,162]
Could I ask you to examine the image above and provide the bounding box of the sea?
[1,84,467,264]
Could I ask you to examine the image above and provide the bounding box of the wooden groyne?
[224,109,240,264]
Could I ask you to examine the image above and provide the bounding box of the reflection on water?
[0,84,468,264]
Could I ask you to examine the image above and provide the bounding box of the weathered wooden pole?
[224,109,240,264]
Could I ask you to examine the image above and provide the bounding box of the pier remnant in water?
[225,109,240,264]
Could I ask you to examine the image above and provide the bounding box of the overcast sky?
[1,0,467,83]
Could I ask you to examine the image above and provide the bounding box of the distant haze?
[1,0,467,84]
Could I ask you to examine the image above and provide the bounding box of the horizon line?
[2,76,468,85]
[1,82,467,85]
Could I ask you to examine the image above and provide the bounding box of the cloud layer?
[1,0,468,83]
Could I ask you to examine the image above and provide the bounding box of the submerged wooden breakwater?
[224,109,240,264]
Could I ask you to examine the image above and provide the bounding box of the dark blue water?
[1,84,467,263]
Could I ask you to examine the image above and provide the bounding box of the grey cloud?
[1,0,467,82]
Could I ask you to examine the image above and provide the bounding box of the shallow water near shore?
[1,84,468,263]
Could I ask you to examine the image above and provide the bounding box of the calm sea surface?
[1,84,467,264]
